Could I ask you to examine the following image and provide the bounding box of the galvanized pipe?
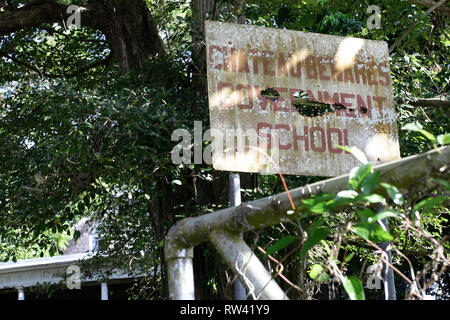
[17,287,24,300]
[229,173,246,300]
[165,232,195,300]
[166,146,449,248]
[101,282,109,300]
[208,230,289,300]
[380,218,397,300]
[165,146,449,300]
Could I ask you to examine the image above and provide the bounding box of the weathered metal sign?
[205,21,400,176]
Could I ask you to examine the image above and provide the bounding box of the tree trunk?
[100,0,165,73]
[190,0,215,97]
[0,0,165,74]
[189,0,246,96]
[144,175,177,298]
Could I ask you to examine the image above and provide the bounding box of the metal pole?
[17,287,25,300]
[379,217,396,300]
[229,173,246,300]
[101,282,109,300]
[165,245,195,300]
[209,230,289,300]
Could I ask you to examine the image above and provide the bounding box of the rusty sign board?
[205,21,400,176]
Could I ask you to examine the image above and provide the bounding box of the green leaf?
[338,146,368,164]
[361,170,380,195]
[302,199,326,214]
[265,236,296,257]
[353,218,394,242]
[369,209,399,224]
[309,264,330,282]
[431,178,450,191]
[380,182,404,205]
[343,276,365,300]
[309,217,324,233]
[371,225,394,242]
[356,208,375,224]
[302,194,335,213]
[73,230,81,241]
[353,224,370,240]
[337,190,359,199]
[337,145,352,154]
[437,133,450,145]
[349,163,372,191]
[344,252,355,262]
[77,202,85,213]
[300,227,330,259]
[355,193,386,204]
[172,179,182,186]
[327,194,356,209]
[402,122,437,142]
[413,195,447,213]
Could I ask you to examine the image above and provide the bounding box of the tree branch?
[0,50,45,76]
[409,0,450,17]
[410,98,450,108]
[0,0,113,77]
[0,0,103,36]
[0,48,112,78]
[389,0,448,53]
[62,53,113,78]
[0,1,166,74]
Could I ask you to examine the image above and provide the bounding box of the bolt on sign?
[205,21,400,176]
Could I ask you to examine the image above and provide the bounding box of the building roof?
[0,253,90,274]
[0,252,131,290]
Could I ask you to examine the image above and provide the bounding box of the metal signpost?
[205,21,400,299]
[229,172,246,299]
